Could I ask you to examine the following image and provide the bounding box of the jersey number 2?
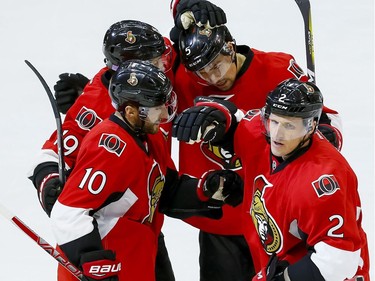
[328,215,344,238]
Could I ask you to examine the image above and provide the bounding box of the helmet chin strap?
[119,110,146,137]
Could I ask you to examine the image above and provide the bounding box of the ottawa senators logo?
[99,133,126,157]
[251,175,282,254]
[200,141,242,170]
[243,109,261,121]
[125,31,136,44]
[127,73,138,86]
[198,27,212,37]
[287,59,305,80]
[76,106,103,131]
[312,174,340,197]
[145,161,165,223]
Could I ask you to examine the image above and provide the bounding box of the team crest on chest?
[99,133,126,156]
[251,175,283,254]
[145,161,165,223]
[200,142,242,170]
[76,106,103,130]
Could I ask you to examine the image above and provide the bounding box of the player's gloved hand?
[198,169,243,207]
[54,73,90,114]
[252,254,289,281]
[318,124,343,151]
[175,0,227,30]
[37,173,63,217]
[172,96,243,144]
[170,0,227,45]
[80,250,120,281]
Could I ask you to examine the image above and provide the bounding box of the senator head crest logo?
[125,31,136,44]
[127,73,138,86]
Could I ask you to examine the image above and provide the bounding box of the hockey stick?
[24,60,66,185]
[0,202,82,280]
[295,0,316,83]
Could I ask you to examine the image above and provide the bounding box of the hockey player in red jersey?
[48,1,342,280]
[167,20,343,281]
[50,60,243,281]
[172,78,370,281]
[28,20,178,281]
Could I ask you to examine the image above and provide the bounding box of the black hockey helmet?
[109,60,173,110]
[264,78,323,121]
[179,25,234,72]
[103,20,166,70]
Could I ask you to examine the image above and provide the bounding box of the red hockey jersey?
[234,111,369,280]
[38,37,176,171]
[51,114,176,281]
[175,46,311,235]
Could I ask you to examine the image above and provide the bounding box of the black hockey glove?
[80,250,120,281]
[198,170,243,207]
[172,96,242,144]
[170,0,227,45]
[54,73,90,114]
[175,0,227,30]
[252,254,289,281]
[318,124,343,151]
[30,163,64,217]
[37,173,63,217]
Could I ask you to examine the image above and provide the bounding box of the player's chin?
[151,124,161,134]
[270,142,285,157]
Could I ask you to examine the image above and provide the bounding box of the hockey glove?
[198,170,243,207]
[252,254,289,281]
[172,96,243,144]
[318,124,343,151]
[54,72,90,114]
[80,250,120,281]
[37,173,63,217]
[175,0,227,30]
[170,0,227,45]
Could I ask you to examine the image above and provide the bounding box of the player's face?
[139,91,177,134]
[268,113,311,158]
[196,53,236,91]
[148,45,173,73]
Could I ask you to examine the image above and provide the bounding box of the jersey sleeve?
[289,157,364,280]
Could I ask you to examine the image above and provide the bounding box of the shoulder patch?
[243,109,261,121]
[311,174,340,197]
[99,133,126,156]
[76,106,103,130]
